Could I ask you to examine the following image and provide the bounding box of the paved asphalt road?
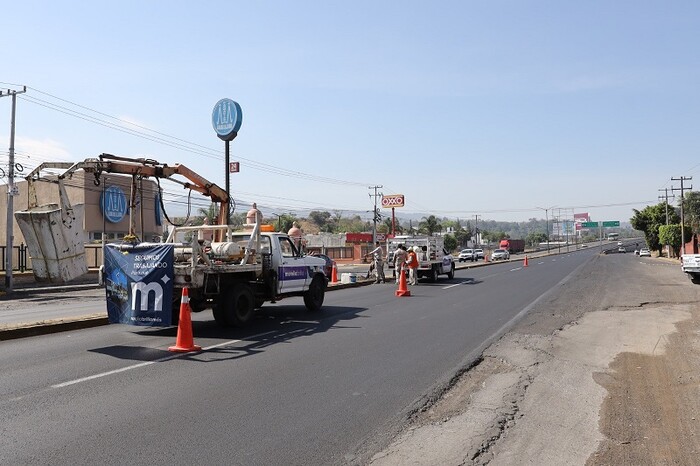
[0,246,605,464]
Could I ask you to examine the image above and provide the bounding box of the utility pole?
[368,185,383,245]
[1,85,26,293]
[474,214,480,248]
[671,176,692,255]
[659,188,675,258]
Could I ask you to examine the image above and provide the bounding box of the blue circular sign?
[100,186,128,223]
[212,98,242,141]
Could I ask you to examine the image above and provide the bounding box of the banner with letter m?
[104,243,174,326]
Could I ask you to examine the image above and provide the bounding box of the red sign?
[229,162,240,173]
[346,233,387,243]
[574,212,589,231]
[346,233,373,243]
[381,194,404,208]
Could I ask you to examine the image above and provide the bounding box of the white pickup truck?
[156,222,328,327]
[387,235,455,281]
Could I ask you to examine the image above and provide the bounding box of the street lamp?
[536,206,557,253]
[271,212,289,232]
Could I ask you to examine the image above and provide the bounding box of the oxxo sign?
[381,194,405,208]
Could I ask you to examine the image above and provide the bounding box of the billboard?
[104,243,174,326]
[573,212,590,231]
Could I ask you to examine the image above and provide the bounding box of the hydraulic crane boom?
[25,153,231,234]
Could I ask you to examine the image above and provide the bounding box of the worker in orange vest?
[405,246,420,285]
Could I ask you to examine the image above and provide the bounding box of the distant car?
[491,249,510,261]
[474,249,485,260]
[639,248,651,257]
[618,246,626,253]
[458,249,475,262]
[313,253,335,279]
[617,241,623,247]
[580,244,588,249]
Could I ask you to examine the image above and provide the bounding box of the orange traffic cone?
[395,269,411,297]
[331,262,339,284]
[169,287,202,353]
[523,255,529,267]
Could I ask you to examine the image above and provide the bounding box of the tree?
[525,232,548,247]
[453,229,471,248]
[630,203,680,253]
[682,192,700,235]
[197,203,219,225]
[308,210,333,232]
[482,230,507,243]
[418,215,442,236]
[444,234,457,252]
[659,224,683,257]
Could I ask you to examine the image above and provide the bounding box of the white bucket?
[341,273,357,284]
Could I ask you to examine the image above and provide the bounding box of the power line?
[17,88,372,187]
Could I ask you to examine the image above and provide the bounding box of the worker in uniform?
[393,244,408,284]
[406,246,420,285]
[365,241,386,284]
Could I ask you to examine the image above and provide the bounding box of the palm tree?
[419,215,441,236]
[198,203,219,225]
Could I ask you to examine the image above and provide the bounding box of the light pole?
[536,206,556,253]
[271,212,289,232]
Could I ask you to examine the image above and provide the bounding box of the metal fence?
[0,244,104,272]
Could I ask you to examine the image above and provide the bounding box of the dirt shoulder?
[369,253,700,465]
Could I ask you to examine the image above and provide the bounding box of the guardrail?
[0,244,104,272]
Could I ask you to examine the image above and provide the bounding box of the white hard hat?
[413,246,421,252]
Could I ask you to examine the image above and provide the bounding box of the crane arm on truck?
[25,153,230,230]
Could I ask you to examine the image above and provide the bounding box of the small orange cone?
[331,262,339,284]
[169,287,202,353]
[523,255,529,267]
[395,269,411,297]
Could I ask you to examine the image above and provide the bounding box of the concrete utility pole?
[659,188,675,258]
[474,214,480,248]
[368,185,383,245]
[671,177,692,255]
[1,86,26,292]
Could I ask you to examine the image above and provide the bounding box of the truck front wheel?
[447,263,455,280]
[430,266,439,282]
[304,275,326,312]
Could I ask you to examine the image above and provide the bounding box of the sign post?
[212,99,242,225]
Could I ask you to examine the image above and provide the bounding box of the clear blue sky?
[2,1,699,225]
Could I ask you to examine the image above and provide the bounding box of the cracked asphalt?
[369,253,700,465]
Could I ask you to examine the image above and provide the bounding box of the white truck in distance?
[387,235,455,281]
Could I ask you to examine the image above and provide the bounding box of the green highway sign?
[581,222,599,228]
[603,221,620,227]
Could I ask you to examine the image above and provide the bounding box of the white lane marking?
[52,330,277,389]
[443,282,469,289]
[537,262,545,265]
[510,267,522,272]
